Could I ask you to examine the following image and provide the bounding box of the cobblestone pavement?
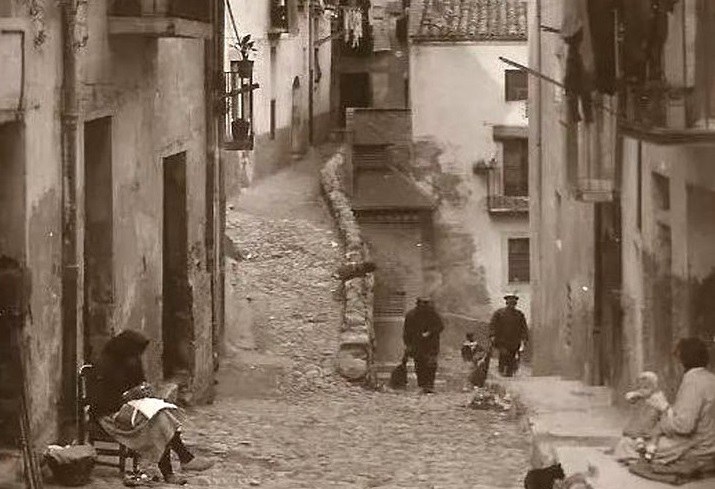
[83,147,531,489]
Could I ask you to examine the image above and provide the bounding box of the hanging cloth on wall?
[620,0,679,83]
[343,7,363,48]
[562,0,595,123]
[586,0,617,94]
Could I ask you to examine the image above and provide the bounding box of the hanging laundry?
[562,0,594,123]
[344,8,363,47]
[586,0,617,95]
[621,0,679,84]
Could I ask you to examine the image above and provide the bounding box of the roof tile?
[411,0,528,42]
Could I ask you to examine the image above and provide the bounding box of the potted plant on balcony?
[232,35,257,78]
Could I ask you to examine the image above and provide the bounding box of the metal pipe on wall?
[308,0,315,145]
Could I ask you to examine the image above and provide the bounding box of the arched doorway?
[290,76,304,159]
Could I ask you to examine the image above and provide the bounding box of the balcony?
[107,0,212,39]
[620,83,715,145]
[222,69,259,151]
[618,0,715,145]
[487,195,529,215]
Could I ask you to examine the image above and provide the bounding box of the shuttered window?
[503,138,529,196]
[505,70,528,101]
[508,238,530,283]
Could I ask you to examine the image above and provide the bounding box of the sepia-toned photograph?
[1,1,714,488]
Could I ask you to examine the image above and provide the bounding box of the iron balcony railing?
[108,0,210,23]
[620,83,714,133]
[223,70,258,150]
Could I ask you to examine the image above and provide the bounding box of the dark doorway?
[162,152,192,380]
[83,117,114,363]
[290,77,305,158]
[0,122,25,448]
[339,72,371,127]
[594,200,623,388]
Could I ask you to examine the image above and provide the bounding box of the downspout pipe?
[308,0,315,145]
[210,0,227,371]
[60,0,80,438]
[532,0,543,374]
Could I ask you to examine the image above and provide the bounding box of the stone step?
[546,445,714,489]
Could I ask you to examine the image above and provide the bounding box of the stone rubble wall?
[320,146,376,383]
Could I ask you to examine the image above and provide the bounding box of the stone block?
[337,344,368,381]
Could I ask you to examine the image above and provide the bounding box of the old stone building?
[223,0,334,191]
[408,0,531,325]
[331,0,410,128]
[344,108,435,367]
[529,0,715,397]
[0,0,225,449]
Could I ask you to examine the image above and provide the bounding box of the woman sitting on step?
[91,330,214,485]
[614,337,715,468]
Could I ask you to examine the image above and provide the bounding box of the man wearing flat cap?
[403,296,444,393]
[489,294,529,377]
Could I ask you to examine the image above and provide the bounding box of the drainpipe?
[308,0,315,145]
[212,0,227,370]
[60,0,81,438]
[532,0,543,373]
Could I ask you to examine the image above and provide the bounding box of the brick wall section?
[320,147,376,383]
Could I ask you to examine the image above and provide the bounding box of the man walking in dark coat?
[489,294,529,377]
[403,297,444,393]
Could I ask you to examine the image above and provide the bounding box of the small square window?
[505,70,528,102]
[508,238,530,283]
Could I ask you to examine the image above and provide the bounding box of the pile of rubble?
[467,385,514,412]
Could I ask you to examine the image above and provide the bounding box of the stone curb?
[319,147,375,383]
[489,378,556,469]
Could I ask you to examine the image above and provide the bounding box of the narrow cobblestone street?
[89,147,531,489]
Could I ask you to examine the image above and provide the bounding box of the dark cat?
[524,463,566,489]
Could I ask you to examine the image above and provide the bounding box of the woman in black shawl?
[92,330,213,485]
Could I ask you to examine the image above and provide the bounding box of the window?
[508,238,530,283]
[503,138,529,196]
[270,0,289,31]
[505,70,528,101]
[652,172,670,211]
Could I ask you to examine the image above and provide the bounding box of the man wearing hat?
[489,294,529,377]
[403,296,445,393]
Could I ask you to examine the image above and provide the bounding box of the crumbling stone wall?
[320,147,376,383]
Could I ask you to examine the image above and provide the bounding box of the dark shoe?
[421,387,435,394]
[164,474,188,485]
[181,456,215,472]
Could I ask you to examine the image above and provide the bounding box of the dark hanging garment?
[646,0,680,81]
[562,0,595,123]
[564,30,595,123]
[587,0,618,94]
[620,0,651,83]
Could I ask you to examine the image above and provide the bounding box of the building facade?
[331,0,410,129]
[223,0,334,192]
[529,0,715,397]
[407,0,531,326]
[0,0,224,449]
